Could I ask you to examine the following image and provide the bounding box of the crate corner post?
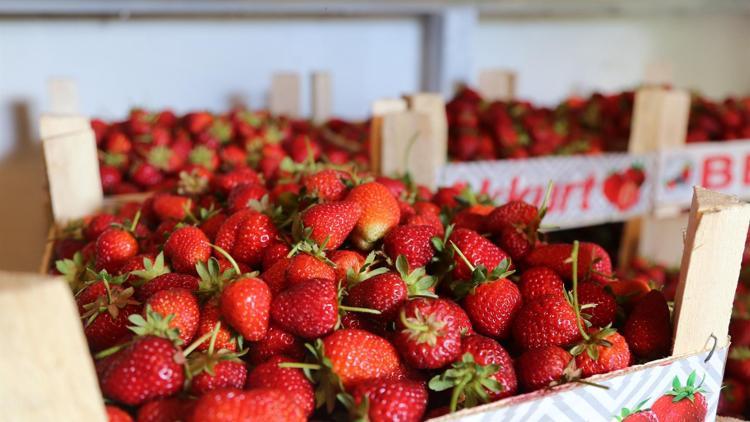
[270,71,301,118]
[310,71,332,124]
[671,187,750,356]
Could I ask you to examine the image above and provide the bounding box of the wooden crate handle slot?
[311,71,332,124]
[671,187,750,356]
[369,98,408,176]
[618,87,690,268]
[43,129,103,224]
[0,271,107,421]
[404,93,448,190]
[47,77,79,115]
[270,72,301,118]
[477,69,517,102]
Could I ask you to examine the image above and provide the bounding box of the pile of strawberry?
[51,162,676,422]
[92,108,369,195]
[447,85,750,161]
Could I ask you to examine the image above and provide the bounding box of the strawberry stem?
[571,241,590,342]
[210,244,242,276]
[128,210,142,233]
[182,326,216,357]
[450,379,469,412]
[278,362,322,370]
[338,305,382,315]
[449,240,476,272]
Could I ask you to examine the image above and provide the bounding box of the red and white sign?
[439,154,653,229]
[656,139,750,208]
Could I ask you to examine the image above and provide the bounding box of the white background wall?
[473,15,750,105]
[1,14,749,271]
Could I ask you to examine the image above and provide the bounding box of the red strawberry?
[393,298,463,369]
[136,398,192,422]
[577,281,617,327]
[136,272,199,301]
[718,377,747,417]
[515,345,573,391]
[524,243,595,281]
[486,200,544,261]
[618,401,659,422]
[247,323,305,365]
[651,372,707,422]
[188,388,305,422]
[78,279,141,351]
[300,201,362,250]
[461,275,521,339]
[100,165,123,194]
[428,335,516,412]
[726,346,750,382]
[623,290,671,360]
[581,241,614,283]
[226,183,268,214]
[383,225,438,269]
[131,162,164,188]
[302,169,348,202]
[85,214,121,241]
[214,210,278,268]
[261,242,291,271]
[572,327,631,377]
[106,405,133,422]
[96,228,139,273]
[100,336,184,406]
[346,379,428,422]
[187,326,247,395]
[512,294,582,350]
[346,182,401,250]
[145,288,199,344]
[448,228,511,281]
[164,226,211,274]
[211,167,261,196]
[260,257,291,294]
[286,253,336,286]
[152,194,191,222]
[330,249,365,283]
[195,298,237,353]
[270,278,338,339]
[220,276,271,341]
[518,266,565,302]
[246,355,315,417]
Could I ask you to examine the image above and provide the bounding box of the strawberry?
[78,278,141,351]
[145,288,199,344]
[346,182,401,250]
[85,214,122,241]
[211,167,261,196]
[246,355,315,417]
[577,281,617,327]
[518,266,565,302]
[214,210,278,268]
[651,371,707,422]
[726,346,750,382]
[512,294,581,350]
[448,228,511,281]
[344,379,428,422]
[581,241,614,283]
[100,165,123,194]
[164,226,211,274]
[718,377,747,418]
[525,243,595,281]
[100,335,184,406]
[300,201,362,250]
[486,200,545,261]
[383,224,438,269]
[270,278,338,339]
[247,323,305,365]
[220,276,271,341]
[617,401,659,422]
[346,256,436,321]
[106,405,133,422]
[187,325,247,395]
[260,257,291,294]
[96,227,139,273]
[261,242,291,271]
[330,249,365,282]
[572,326,631,377]
[136,272,199,301]
[393,298,463,369]
[151,194,191,222]
[443,298,475,336]
[136,398,192,422]
[195,298,237,353]
[623,290,671,360]
[286,253,336,286]
[188,388,305,422]
[429,335,516,412]
[226,183,268,214]
[130,162,164,188]
[302,169,348,202]
[515,345,573,391]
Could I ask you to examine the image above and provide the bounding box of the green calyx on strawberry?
[345,251,389,286]
[570,325,616,361]
[111,210,143,237]
[61,219,85,240]
[448,241,514,299]
[664,371,706,403]
[56,251,91,293]
[249,195,292,228]
[146,145,174,171]
[80,272,135,326]
[615,399,651,422]
[177,169,209,195]
[209,119,232,144]
[730,346,750,359]
[183,205,220,226]
[336,392,371,422]
[185,322,247,380]
[399,308,447,347]
[101,151,128,168]
[455,185,494,209]
[129,252,170,287]
[128,305,183,346]
[430,224,456,278]
[395,255,438,298]
[428,352,502,412]
[189,145,216,169]
[196,257,238,296]
[279,340,344,414]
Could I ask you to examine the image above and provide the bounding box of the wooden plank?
[39,114,90,140]
[43,129,103,224]
[619,87,691,268]
[643,60,673,87]
[369,98,408,176]
[310,71,332,124]
[477,69,516,101]
[269,72,300,118]
[47,77,79,115]
[0,271,106,422]
[380,111,436,188]
[404,93,447,190]
[672,187,750,355]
